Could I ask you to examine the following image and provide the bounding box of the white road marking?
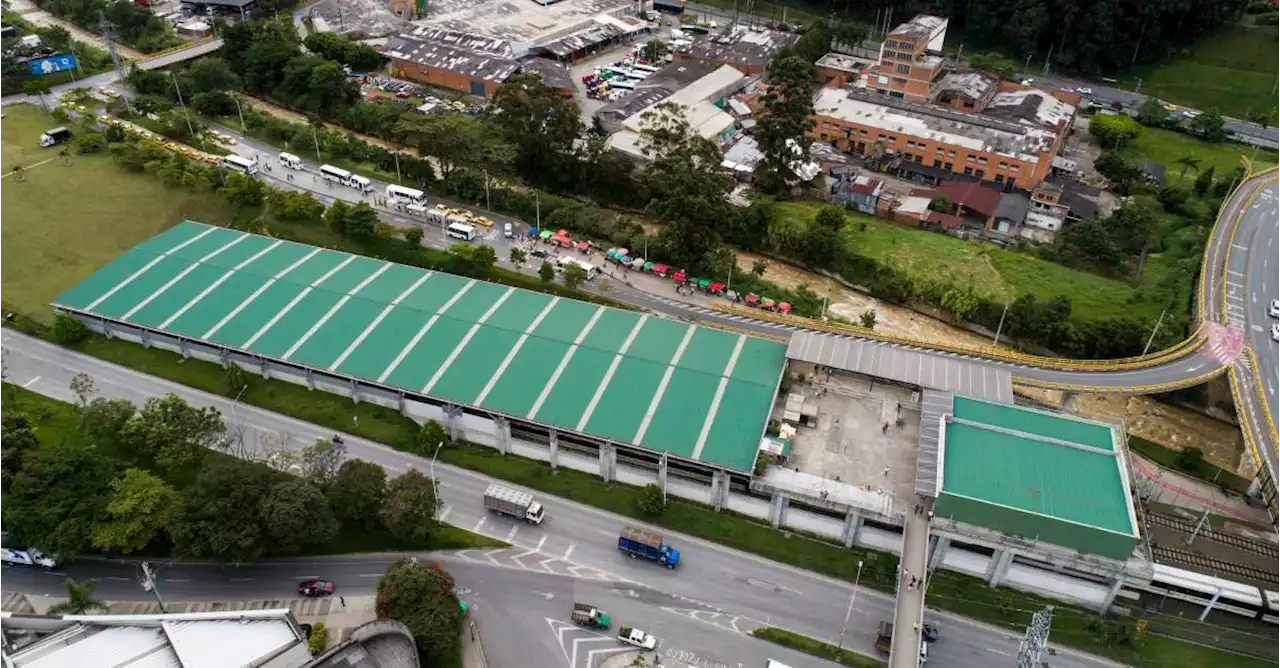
[505,525,519,542]
[438,505,452,523]
[229,577,256,582]
[535,535,547,552]
[21,376,40,388]
[293,575,320,579]
[473,517,486,533]
[165,578,190,583]
[563,544,576,561]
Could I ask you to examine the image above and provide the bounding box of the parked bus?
[387,184,427,205]
[447,222,476,241]
[557,256,599,280]
[278,152,304,170]
[632,63,659,74]
[220,154,260,175]
[348,174,374,192]
[610,80,636,91]
[320,164,352,185]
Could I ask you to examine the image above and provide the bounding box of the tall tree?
[118,395,228,471]
[486,73,584,191]
[4,442,116,555]
[380,469,439,545]
[328,460,387,528]
[1,412,40,486]
[395,115,512,181]
[1191,108,1227,142]
[167,458,273,561]
[259,480,338,555]
[637,103,734,270]
[92,468,178,554]
[754,55,816,194]
[376,558,464,665]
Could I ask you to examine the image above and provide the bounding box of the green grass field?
[1130,25,1279,119]
[1120,126,1279,185]
[0,105,237,323]
[776,202,1171,324]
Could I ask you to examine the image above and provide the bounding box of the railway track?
[1151,545,1279,583]
[1146,512,1279,559]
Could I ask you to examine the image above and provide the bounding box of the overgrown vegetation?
[32,0,179,53]
[751,628,886,667]
[0,384,501,560]
[1,10,115,95]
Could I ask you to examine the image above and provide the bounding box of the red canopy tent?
[745,293,759,305]
[709,282,726,294]
[778,302,792,313]
[651,264,669,277]
[672,271,687,282]
[575,241,590,251]
[761,298,776,310]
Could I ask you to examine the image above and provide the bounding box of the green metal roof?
[952,396,1114,450]
[53,221,787,472]
[937,398,1138,559]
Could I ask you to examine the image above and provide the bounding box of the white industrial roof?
[609,65,745,160]
[7,611,309,668]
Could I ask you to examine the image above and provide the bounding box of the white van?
[503,222,513,238]
[406,203,428,217]
[348,174,374,192]
[278,152,303,170]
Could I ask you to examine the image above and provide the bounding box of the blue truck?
[617,526,680,568]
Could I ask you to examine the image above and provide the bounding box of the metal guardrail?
[136,37,219,63]
[711,303,1206,373]
[1242,347,1278,443]
[1217,181,1272,322]
[1227,360,1279,519]
[1011,366,1228,394]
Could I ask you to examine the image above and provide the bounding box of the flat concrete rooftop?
[415,0,635,46]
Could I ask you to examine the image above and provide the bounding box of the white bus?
[632,63,658,74]
[609,79,636,91]
[447,222,476,241]
[278,152,303,170]
[320,164,352,185]
[387,184,427,205]
[348,174,374,192]
[557,256,598,280]
[220,154,260,175]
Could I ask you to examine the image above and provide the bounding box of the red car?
[298,579,335,597]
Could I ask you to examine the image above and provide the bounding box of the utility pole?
[169,71,201,148]
[1142,309,1167,355]
[993,302,1010,346]
[140,562,169,613]
[98,12,133,115]
[1014,605,1054,668]
[836,561,864,649]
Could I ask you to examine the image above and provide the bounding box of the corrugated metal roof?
[165,619,301,668]
[953,396,1114,449]
[936,397,1139,559]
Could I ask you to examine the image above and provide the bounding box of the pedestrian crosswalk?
[1202,322,1246,364]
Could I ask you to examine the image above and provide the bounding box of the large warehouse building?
[54,222,786,476]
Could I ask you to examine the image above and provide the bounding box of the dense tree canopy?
[376,558,464,664]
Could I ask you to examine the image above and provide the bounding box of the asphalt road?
[1018,72,1280,148]
[0,331,1120,668]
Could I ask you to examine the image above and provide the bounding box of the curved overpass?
[682,171,1279,515]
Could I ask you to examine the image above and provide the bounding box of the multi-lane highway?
[0,331,1121,668]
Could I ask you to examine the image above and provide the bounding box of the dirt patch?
[1068,394,1245,472]
[734,249,1022,353]
[1012,384,1067,408]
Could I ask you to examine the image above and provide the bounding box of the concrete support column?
[399,394,409,419]
[987,549,1014,588]
[494,417,511,455]
[658,455,668,496]
[219,350,230,368]
[548,431,559,470]
[841,509,864,548]
[928,535,951,571]
[260,358,270,380]
[769,491,790,529]
[599,444,616,483]
[712,471,729,512]
[1248,476,1262,497]
[350,379,360,404]
[1099,576,1125,614]
[305,368,315,390]
[141,330,151,348]
[179,339,190,359]
[443,405,463,442]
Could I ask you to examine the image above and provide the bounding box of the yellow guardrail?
[1012,366,1228,394]
[1217,180,1272,320]
[696,318,788,343]
[711,303,1207,372]
[1227,358,1278,519]
[1241,347,1279,443]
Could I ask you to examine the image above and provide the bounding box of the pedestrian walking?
[883,465,890,477]
[339,595,346,608]
[927,510,934,521]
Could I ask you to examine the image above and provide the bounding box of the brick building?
[810,84,1076,190]
[669,23,797,76]
[384,28,519,98]
[866,15,947,100]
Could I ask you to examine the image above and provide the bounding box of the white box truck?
[1,547,57,569]
[39,127,71,148]
[483,483,546,524]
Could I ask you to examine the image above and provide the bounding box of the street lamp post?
[429,440,444,518]
[837,560,864,649]
[1142,309,1167,355]
[232,94,247,134]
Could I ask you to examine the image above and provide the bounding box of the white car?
[503,222,513,238]
[1272,322,1279,342]
[1075,86,1093,95]
[1270,298,1279,318]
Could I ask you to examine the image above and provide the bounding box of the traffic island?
[750,627,887,668]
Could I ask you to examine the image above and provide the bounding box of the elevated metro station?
[55,221,1277,662]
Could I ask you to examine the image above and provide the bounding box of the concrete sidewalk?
[1132,455,1273,527]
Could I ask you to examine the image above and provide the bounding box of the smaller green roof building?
[933,397,1140,560]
